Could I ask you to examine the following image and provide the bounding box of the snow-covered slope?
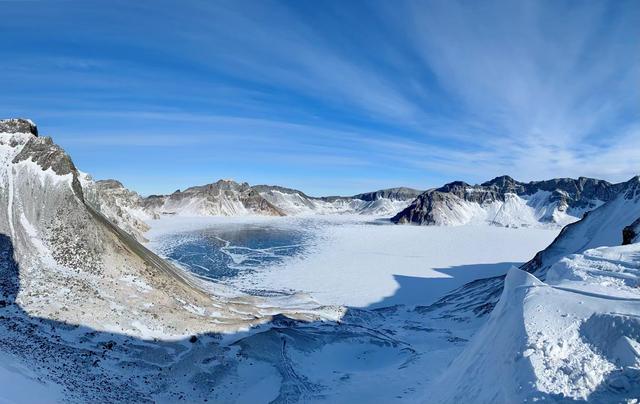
[82,178,155,243]
[429,177,640,403]
[522,176,640,276]
[431,245,640,403]
[393,175,619,228]
[143,179,285,217]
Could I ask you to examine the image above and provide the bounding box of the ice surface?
[147,215,559,308]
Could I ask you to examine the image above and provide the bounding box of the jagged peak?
[95,179,125,188]
[436,180,471,192]
[0,118,38,136]
[481,175,518,187]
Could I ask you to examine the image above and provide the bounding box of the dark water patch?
[159,223,312,280]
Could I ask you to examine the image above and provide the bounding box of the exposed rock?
[0,120,338,339]
[352,187,423,202]
[0,118,38,136]
[82,178,154,243]
[141,179,285,217]
[622,218,639,245]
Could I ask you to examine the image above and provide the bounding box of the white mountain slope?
[523,176,640,276]
[258,189,414,216]
[82,177,155,243]
[2,118,639,403]
[393,176,619,228]
[429,178,640,403]
[87,180,420,237]
[430,245,640,404]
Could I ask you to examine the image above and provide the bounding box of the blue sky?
[1,0,639,196]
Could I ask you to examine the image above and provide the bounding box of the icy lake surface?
[153,222,311,280]
[147,215,560,308]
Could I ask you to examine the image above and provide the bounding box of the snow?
[147,215,559,308]
[0,352,64,404]
[528,179,640,275]
[427,190,593,228]
[431,243,640,403]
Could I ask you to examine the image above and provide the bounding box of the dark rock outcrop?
[12,136,84,200]
[0,118,38,136]
[622,219,640,245]
[352,187,423,202]
[521,176,640,276]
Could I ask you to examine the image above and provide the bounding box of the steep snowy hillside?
[143,179,286,217]
[256,185,419,216]
[427,177,640,403]
[431,244,640,403]
[393,175,621,228]
[0,119,335,338]
[522,176,640,276]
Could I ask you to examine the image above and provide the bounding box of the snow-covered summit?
[84,179,420,233]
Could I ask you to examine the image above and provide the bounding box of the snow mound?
[431,243,640,403]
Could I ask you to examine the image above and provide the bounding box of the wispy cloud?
[0,0,638,194]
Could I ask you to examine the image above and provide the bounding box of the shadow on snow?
[1,233,629,403]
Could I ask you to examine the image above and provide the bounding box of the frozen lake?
[147,215,560,308]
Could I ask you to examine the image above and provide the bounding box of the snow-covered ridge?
[432,244,640,403]
[0,118,38,136]
[393,175,624,228]
[430,178,640,402]
[522,176,640,276]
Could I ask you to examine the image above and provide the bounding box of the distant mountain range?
[83,177,423,241]
[392,175,631,228]
[85,172,637,244]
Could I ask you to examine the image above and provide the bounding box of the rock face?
[352,187,423,202]
[392,175,623,227]
[623,217,640,245]
[82,179,154,243]
[255,185,422,216]
[141,179,285,217]
[86,180,421,227]
[0,118,38,136]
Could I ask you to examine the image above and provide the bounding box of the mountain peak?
[0,118,38,136]
[481,175,517,187]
